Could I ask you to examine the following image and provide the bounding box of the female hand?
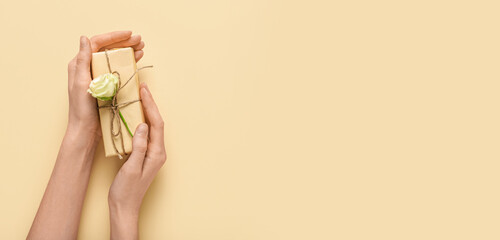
[108,83,166,240]
[66,31,145,140]
[27,32,147,240]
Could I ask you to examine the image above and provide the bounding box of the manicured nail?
[130,35,141,42]
[141,83,150,95]
[80,36,87,49]
[136,123,148,135]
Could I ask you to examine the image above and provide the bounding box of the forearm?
[109,204,139,240]
[28,126,99,240]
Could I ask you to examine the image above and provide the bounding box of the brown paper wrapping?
[91,47,145,157]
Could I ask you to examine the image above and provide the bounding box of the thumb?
[76,36,92,80]
[125,123,149,170]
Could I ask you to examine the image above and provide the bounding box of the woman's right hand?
[108,82,166,240]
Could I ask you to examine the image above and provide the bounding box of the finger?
[76,36,92,83]
[90,31,132,52]
[124,123,149,171]
[132,41,145,51]
[140,82,164,147]
[134,50,144,62]
[140,83,166,170]
[99,35,141,51]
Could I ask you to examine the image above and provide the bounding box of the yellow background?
[1,0,499,239]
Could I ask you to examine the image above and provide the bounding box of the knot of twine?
[98,49,152,159]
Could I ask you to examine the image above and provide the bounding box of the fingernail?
[136,123,148,135]
[130,35,140,42]
[80,35,87,49]
[141,83,150,95]
[143,82,150,91]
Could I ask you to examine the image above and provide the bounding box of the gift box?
[91,47,145,158]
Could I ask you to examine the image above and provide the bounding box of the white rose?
[87,73,119,101]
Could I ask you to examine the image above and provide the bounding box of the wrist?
[65,122,101,147]
[109,199,140,218]
[59,123,100,166]
[109,202,139,240]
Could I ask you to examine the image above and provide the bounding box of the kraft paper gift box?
[91,47,145,158]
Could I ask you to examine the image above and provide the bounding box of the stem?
[118,111,134,137]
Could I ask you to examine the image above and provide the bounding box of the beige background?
[1,0,499,239]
